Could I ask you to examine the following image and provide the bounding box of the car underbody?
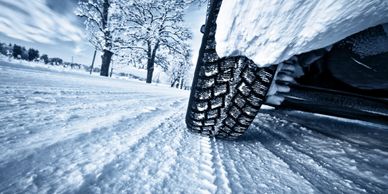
[268,23,388,122]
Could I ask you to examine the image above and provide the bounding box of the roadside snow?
[0,55,171,84]
[0,55,88,74]
[215,0,388,66]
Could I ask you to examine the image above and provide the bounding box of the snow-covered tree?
[166,46,192,88]
[115,0,193,83]
[76,0,116,77]
[186,0,208,5]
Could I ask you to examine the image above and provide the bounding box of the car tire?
[185,0,276,138]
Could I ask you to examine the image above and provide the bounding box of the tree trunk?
[180,78,184,89]
[146,41,160,84]
[146,66,154,83]
[100,0,112,77]
[170,78,179,88]
[90,49,97,75]
[100,49,113,77]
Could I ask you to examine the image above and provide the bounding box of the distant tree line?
[0,42,85,69]
[0,43,39,61]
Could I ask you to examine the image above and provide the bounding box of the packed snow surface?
[1,61,388,193]
[215,0,388,66]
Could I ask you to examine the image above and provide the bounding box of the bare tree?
[115,0,192,83]
[76,0,115,77]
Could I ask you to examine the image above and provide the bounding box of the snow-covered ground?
[0,55,172,85]
[0,56,88,74]
[216,0,388,67]
[0,61,387,193]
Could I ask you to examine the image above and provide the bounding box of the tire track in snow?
[217,141,260,193]
[0,89,163,133]
[253,112,388,193]
[251,113,372,193]
[267,110,388,151]
[197,136,218,194]
[0,95,172,148]
[76,111,187,193]
[210,138,232,194]
[159,131,219,194]
[250,121,344,193]
[0,91,167,125]
[216,130,316,193]
[168,132,218,194]
[0,99,186,193]
[213,142,244,192]
[76,109,220,194]
[0,96,180,165]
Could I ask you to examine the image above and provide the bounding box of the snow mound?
[215,0,388,67]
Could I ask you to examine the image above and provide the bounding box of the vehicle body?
[186,0,388,138]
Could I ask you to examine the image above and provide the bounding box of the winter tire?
[185,0,277,138]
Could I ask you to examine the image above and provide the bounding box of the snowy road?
[0,61,387,193]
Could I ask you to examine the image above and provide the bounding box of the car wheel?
[185,0,277,138]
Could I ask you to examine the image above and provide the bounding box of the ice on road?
[0,61,387,193]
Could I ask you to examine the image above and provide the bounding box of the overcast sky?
[0,0,206,66]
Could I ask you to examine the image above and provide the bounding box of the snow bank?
[112,65,170,84]
[215,0,388,67]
